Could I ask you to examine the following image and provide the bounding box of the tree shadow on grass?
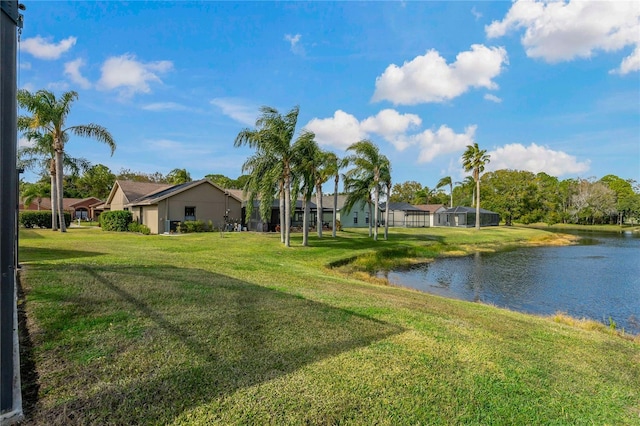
[23,264,404,425]
[19,247,104,263]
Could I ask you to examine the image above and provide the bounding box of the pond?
[381,231,640,335]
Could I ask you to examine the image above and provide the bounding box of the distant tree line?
[391,171,640,226]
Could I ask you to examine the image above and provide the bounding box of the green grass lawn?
[18,227,640,425]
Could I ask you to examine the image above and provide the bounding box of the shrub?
[178,220,208,233]
[128,222,151,235]
[100,210,133,232]
[19,211,71,229]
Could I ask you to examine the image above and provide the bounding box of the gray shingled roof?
[116,180,172,203]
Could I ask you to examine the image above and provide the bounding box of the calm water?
[383,231,640,334]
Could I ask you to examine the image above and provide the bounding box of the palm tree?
[239,150,281,233]
[235,105,302,247]
[380,157,392,240]
[324,152,344,238]
[21,181,49,211]
[344,140,390,241]
[455,176,476,207]
[436,176,453,208]
[342,171,374,237]
[313,149,340,238]
[19,131,90,230]
[461,142,491,230]
[291,131,320,246]
[18,89,116,232]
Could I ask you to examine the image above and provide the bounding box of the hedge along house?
[434,206,500,227]
[19,196,102,220]
[105,179,242,234]
[380,202,431,227]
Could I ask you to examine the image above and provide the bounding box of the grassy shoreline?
[18,227,640,424]
[520,222,640,233]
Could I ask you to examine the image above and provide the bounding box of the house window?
[365,211,369,224]
[353,212,358,224]
[185,206,196,221]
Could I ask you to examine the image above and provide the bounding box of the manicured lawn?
[18,227,640,425]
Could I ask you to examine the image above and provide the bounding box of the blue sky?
[17,1,640,190]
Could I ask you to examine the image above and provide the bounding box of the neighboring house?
[105,179,242,234]
[68,197,102,220]
[380,202,431,227]
[434,206,500,227]
[105,181,173,212]
[88,200,109,220]
[414,204,446,227]
[321,194,378,229]
[19,197,92,218]
[245,199,319,232]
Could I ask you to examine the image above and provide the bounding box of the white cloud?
[142,102,189,112]
[211,98,258,126]
[614,46,640,75]
[64,58,92,89]
[21,36,76,60]
[97,54,173,98]
[284,33,305,56]
[20,62,31,70]
[406,125,477,163]
[471,6,482,20]
[487,143,590,176]
[486,0,640,74]
[484,93,502,103]
[361,109,422,147]
[372,44,508,105]
[305,109,474,161]
[305,110,366,150]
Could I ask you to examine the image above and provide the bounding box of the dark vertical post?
[15,168,23,270]
[0,1,23,422]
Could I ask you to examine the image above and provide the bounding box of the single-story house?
[380,202,431,227]
[321,194,377,229]
[68,197,102,220]
[20,197,102,220]
[434,206,500,227]
[245,198,321,232]
[414,204,446,227]
[105,179,242,234]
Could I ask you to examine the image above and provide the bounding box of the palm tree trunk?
[316,185,323,238]
[373,186,379,241]
[475,177,481,230]
[368,202,372,237]
[279,182,285,243]
[55,147,67,232]
[332,176,338,238]
[449,183,453,208]
[385,182,391,240]
[302,197,309,246]
[50,170,58,231]
[284,172,291,247]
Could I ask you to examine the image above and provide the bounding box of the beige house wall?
[109,186,128,211]
[142,206,159,234]
[154,183,241,233]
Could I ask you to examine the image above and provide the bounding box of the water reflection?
[385,231,640,335]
